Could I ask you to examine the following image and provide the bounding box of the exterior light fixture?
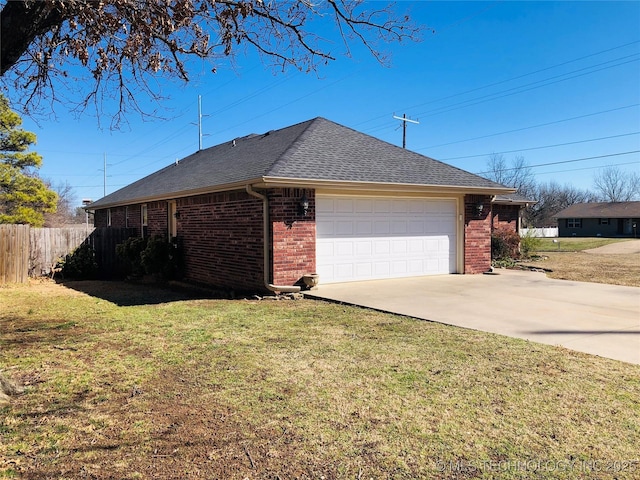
[475,201,484,217]
[299,191,309,216]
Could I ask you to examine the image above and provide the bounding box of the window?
[125,206,129,228]
[107,208,112,227]
[567,218,581,228]
[167,201,177,238]
[599,218,609,225]
[141,204,148,237]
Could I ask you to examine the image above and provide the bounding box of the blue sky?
[14,1,640,205]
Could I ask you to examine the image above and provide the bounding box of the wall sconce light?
[174,211,181,219]
[475,201,484,217]
[299,191,309,216]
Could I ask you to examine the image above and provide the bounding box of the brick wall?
[464,194,492,274]
[126,204,142,236]
[492,204,520,232]
[269,188,316,286]
[147,201,168,238]
[176,191,264,291]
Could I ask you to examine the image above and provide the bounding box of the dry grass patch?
[1,280,639,479]
[522,238,640,287]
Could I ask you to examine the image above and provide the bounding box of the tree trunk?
[0,1,64,76]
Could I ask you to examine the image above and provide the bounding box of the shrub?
[491,228,520,261]
[116,235,183,281]
[116,236,148,277]
[60,243,99,279]
[520,230,542,259]
[141,235,183,280]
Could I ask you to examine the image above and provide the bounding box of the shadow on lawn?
[57,280,210,306]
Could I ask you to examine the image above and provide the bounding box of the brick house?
[492,193,535,233]
[88,118,514,293]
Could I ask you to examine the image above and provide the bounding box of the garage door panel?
[335,241,353,256]
[355,199,374,213]
[316,220,334,235]
[355,221,372,235]
[374,200,392,213]
[317,196,457,283]
[336,199,355,213]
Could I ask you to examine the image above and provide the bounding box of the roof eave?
[260,176,515,195]
[87,177,515,210]
[85,177,265,210]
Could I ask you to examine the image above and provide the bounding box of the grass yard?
[520,238,640,287]
[1,281,639,479]
[534,237,631,252]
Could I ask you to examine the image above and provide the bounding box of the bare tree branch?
[0,0,423,126]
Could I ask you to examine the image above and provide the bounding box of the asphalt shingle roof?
[555,201,640,218]
[90,117,510,208]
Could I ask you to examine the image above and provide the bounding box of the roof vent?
[232,139,236,147]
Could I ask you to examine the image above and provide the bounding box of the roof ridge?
[265,117,325,175]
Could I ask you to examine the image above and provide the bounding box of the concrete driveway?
[307,269,640,365]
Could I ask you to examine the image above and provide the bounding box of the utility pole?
[99,153,111,197]
[193,95,210,151]
[198,95,203,151]
[393,113,419,149]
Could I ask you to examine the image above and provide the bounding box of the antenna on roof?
[393,113,419,149]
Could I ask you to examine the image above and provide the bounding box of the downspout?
[246,185,301,293]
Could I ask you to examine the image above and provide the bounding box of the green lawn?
[534,237,631,252]
[1,281,639,479]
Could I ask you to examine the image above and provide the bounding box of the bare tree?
[44,180,80,226]
[484,153,537,199]
[528,180,596,227]
[0,0,422,125]
[592,166,640,202]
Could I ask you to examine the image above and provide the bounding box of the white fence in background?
[520,227,558,238]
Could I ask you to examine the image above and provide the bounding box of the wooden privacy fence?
[0,225,30,284]
[29,227,95,276]
[0,225,137,283]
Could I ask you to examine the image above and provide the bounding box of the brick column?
[464,194,492,274]
[270,188,316,286]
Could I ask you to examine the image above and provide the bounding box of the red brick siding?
[492,204,520,232]
[464,194,492,274]
[126,204,142,236]
[147,201,168,238]
[176,191,264,291]
[269,188,316,286]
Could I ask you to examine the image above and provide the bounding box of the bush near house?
[116,235,183,281]
[491,228,521,262]
[59,243,98,279]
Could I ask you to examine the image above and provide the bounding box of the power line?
[419,104,640,150]
[355,39,640,132]
[535,160,639,176]
[441,132,640,160]
[412,55,639,120]
[475,150,640,175]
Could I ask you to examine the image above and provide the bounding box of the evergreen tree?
[0,94,57,226]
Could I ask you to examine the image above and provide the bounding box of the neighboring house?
[88,117,513,292]
[492,193,535,233]
[555,201,640,238]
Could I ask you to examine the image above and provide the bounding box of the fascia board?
[260,176,516,196]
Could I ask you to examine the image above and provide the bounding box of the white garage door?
[316,196,457,284]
